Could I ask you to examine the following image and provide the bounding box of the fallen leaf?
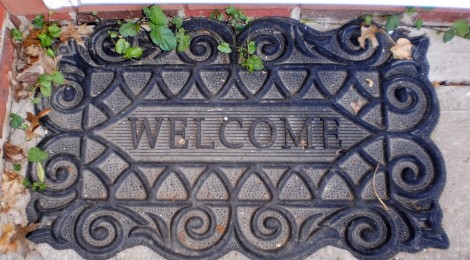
[39,51,59,74]
[14,90,29,103]
[60,23,93,47]
[25,108,51,141]
[351,99,368,115]
[391,38,413,60]
[358,25,380,49]
[0,223,39,254]
[16,62,45,86]
[22,29,41,49]
[24,45,42,57]
[3,143,25,163]
[365,78,374,87]
[1,172,25,199]
[0,171,26,213]
[0,224,17,253]
[432,81,442,87]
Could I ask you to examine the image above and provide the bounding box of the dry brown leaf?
[432,81,442,87]
[25,108,52,141]
[0,223,39,254]
[1,171,25,198]
[358,25,380,49]
[24,45,42,57]
[39,52,58,74]
[391,38,413,60]
[351,99,368,115]
[3,143,25,163]
[365,78,374,87]
[14,90,29,103]
[22,29,41,48]
[16,62,45,86]
[60,23,93,47]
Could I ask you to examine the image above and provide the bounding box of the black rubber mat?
[26,18,448,259]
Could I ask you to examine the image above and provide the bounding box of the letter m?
[282,117,313,149]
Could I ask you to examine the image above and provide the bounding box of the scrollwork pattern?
[25,17,447,260]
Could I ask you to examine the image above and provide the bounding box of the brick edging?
[1,0,470,22]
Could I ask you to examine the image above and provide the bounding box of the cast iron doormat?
[26,18,448,259]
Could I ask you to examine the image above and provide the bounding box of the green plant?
[31,14,61,58]
[24,147,48,191]
[211,6,264,73]
[210,5,251,31]
[108,5,190,59]
[34,71,65,99]
[369,7,468,43]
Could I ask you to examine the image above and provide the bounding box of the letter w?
[128,117,163,149]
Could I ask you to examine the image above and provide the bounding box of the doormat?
[26,18,448,259]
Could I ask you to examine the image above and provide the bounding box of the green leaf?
[239,13,247,21]
[38,33,53,47]
[405,7,416,16]
[119,22,139,37]
[108,30,118,38]
[210,10,218,20]
[443,30,455,43]
[31,97,41,104]
[13,163,21,172]
[150,26,177,51]
[9,113,24,129]
[123,47,143,59]
[38,74,52,85]
[217,42,232,53]
[28,147,48,162]
[217,13,225,22]
[235,23,245,32]
[247,41,256,55]
[143,5,167,26]
[453,19,469,37]
[385,15,400,32]
[32,14,45,29]
[36,163,45,183]
[47,24,61,38]
[415,18,424,30]
[46,48,55,58]
[38,182,47,190]
[363,15,372,26]
[176,28,191,52]
[11,29,23,41]
[21,123,29,130]
[115,38,130,54]
[51,71,65,84]
[23,178,31,187]
[172,16,183,28]
[40,85,52,97]
[226,6,236,16]
[245,55,264,73]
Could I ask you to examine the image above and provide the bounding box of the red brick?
[244,9,292,18]
[77,4,184,13]
[0,0,48,15]
[185,7,293,18]
[300,4,405,12]
[418,9,470,22]
[0,33,14,137]
[77,9,180,23]
[187,4,295,10]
